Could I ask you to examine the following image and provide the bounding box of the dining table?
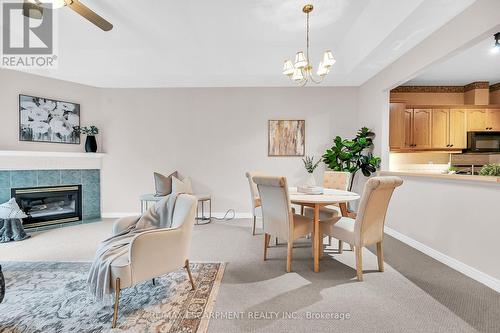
[289,187,360,273]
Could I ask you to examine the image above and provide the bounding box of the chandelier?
[282,4,335,86]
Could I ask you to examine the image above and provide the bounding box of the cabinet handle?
[450,144,454,147]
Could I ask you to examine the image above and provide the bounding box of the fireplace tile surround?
[0,169,100,228]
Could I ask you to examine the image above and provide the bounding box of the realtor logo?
[1,1,58,68]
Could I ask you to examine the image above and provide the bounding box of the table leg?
[339,202,348,217]
[313,204,320,273]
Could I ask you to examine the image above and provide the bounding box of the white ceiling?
[405,37,500,86]
[1,0,476,88]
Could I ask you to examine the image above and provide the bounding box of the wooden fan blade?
[23,1,43,19]
[67,0,113,31]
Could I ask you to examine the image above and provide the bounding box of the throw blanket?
[88,194,180,302]
[0,219,30,243]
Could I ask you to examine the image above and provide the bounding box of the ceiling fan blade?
[23,1,43,19]
[67,0,113,31]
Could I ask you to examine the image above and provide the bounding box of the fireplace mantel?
[0,150,105,170]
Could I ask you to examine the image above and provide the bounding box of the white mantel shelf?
[0,150,105,170]
[0,150,106,158]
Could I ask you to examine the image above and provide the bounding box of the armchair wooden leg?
[112,277,121,328]
[275,237,279,246]
[152,278,155,286]
[338,240,343,254]
[286,240,293,272]
[376,241,384,272]
[263,233,270,261]
[355,246,363,281]
[252,215,256,235]
[184,259,196,290]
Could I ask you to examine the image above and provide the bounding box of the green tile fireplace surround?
[0,169,101,229]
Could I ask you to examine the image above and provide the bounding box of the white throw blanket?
[87,194,180,302]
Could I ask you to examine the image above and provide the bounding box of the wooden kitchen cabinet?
[487,109,500,130]
[412,109,432,148]
[449,110,467,148]
[404,110,412,148]
[389,103,405,149]
[431,109,449,148]
[467,109,487,131]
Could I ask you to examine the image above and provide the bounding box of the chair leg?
[152,278,155,286]
[338,240,343,254]
[275,237,279,246]
[252,215,256,235]
[112,277,121,328]
[286,240,293,272]
[184,259,196,290]
[320,236,324,259]
[263,233,270,261]
[355,245,363,281]
[376,241,384,272]
[328,236,331,246]
[349,243,354,251]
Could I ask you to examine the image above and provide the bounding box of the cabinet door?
[389,103,406,149]
[431,109,449,148]
[412,109,432,148]
[467,109,487,131]
[449,110,467,148]
[487,109,500,130]
[404,109,412,148]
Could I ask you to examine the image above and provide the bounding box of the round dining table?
[289,187,360,273]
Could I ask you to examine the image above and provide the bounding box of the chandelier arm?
[308,72,325,84]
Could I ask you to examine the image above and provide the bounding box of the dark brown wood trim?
[464,81,489,92]
[391,86,464,93]
[490,82,500,92]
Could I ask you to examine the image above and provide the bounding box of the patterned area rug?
[0,261,224,333]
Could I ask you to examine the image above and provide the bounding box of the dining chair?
[253,176,313,272]
[320,176,403,281]
[245,171,266,235]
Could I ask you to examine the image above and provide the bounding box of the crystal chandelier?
[283,4,335,86]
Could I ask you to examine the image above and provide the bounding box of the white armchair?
[109,194,197,328]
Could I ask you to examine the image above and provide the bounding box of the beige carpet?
[1,219,499,333]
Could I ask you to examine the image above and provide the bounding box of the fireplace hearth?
[11,185,82,228]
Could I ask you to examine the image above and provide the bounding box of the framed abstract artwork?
[19,94,80,144]
[268,120,305,156]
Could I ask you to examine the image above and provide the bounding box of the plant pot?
[85,136,97,153]
[306,173,316,186]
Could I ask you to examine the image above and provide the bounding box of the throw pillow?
[172,176,193,194]
[0,198,27,219]
[154,171,178,196]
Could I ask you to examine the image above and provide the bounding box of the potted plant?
[322,127,381,191]
[77,125,99,153]
[479,163,500,176]
[302,155,321,186]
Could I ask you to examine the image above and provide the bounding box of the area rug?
[0,261,225,333]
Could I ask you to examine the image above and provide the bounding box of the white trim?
[102,211,254,219]
[384,226,500,293]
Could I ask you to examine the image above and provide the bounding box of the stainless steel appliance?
[467,131,500,152]
[450,153,500,175]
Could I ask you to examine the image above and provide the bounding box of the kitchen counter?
[379,171,500,183]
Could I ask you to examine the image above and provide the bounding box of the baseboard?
[384,226,500,293]
[102,212,253,219]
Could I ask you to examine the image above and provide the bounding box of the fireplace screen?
[11,185,82,228]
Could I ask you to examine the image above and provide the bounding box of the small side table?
[139,193,212,224]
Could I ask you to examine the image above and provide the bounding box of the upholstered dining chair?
[245,171,266,235]
[253,176,313,272]
[109,194,197,328]
[320,176,403,281]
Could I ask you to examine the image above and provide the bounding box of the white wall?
[357,0,500,287]
[99,87,358,215]
[0,69,359,215]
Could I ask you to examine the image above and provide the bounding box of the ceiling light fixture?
[282,4,335,86]
[492,32,500,54]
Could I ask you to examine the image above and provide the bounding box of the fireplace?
[11,185,82,228]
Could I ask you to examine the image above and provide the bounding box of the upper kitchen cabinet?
[449,110,467,148]
[412,109,432,148]
[487,109,500,130]
[431,109,449,149]
[389,103,406,149]
[467,109,487,131]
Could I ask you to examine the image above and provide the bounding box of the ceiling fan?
[23,0,113,31]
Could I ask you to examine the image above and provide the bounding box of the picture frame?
[268,119,305,156]
[19,94,81,144]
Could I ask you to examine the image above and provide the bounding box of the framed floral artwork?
[19,94,80,144]
[268,120,305,156]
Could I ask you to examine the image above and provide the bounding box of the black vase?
[85,136,97,153]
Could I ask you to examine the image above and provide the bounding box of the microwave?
[467,131,500,152]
